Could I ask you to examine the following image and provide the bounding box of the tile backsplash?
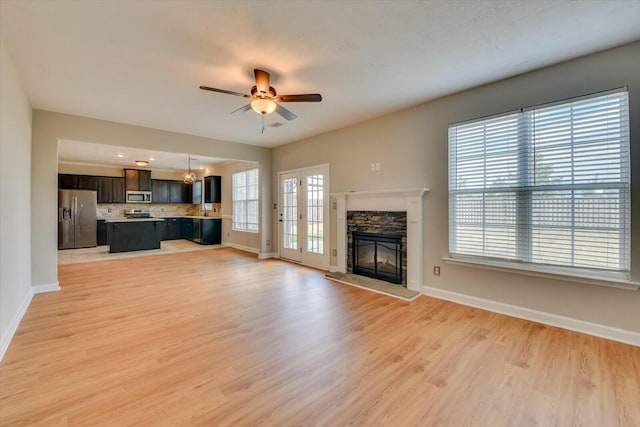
[97,203,222,219]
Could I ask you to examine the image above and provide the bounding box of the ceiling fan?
[200,69,322,121]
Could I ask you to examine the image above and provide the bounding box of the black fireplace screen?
[352,231,403,284]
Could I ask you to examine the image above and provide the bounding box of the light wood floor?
[1,248,638,426]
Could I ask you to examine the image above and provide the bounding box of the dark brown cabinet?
[96,219,108,245]
[204,176,221,203]
[96,177,124,203]
[124,169,151,191]
[169,181,186,203]
[58,174,98,190]
[152,179,195,204]
[151,180,170,204]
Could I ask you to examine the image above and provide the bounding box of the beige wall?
[272,41,640,333]
[208,161,264,253]
[32,111,272,288]
[0,39,32,354]
[58,162,187,181]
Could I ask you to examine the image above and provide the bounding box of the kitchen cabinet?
[151,179,170,204]
[163,217,184,240]
[153,180,194,204]
[204,176,221,203]
[199,218,221,244]
[58,174,98,190]
[112,178,125,203]
[182,218,193,240]
[169,181,191,204]
[96,219,108,245]
[192,180,202,205]
[107,220,162,253]
[188,218,221,244]
[97,177,125,203]
[161,217,221,244]
[125,169,152,191]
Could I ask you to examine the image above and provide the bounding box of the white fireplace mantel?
[330,188,429,292]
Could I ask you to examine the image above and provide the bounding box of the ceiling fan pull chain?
[261,115,265,134]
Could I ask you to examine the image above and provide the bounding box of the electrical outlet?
[266,240,270,246]
[370,163,376,171]
[332,249,337,256]
[227,232,230,237]
[434,266,441,276]
[108,208,112,213]
[375,162,381,171]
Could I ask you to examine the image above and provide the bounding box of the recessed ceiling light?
[148,156,154,161]
[134,160,149,167]
[116,153,125,158]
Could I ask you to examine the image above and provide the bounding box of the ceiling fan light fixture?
[251,99,277,115]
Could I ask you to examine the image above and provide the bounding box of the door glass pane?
[306,174,323,254]
[282,178,297,250]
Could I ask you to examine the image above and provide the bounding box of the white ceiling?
[2,1,640,149]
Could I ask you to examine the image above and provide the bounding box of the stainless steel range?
[124,209,152,219]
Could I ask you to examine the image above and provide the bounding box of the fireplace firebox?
[352,231,403,284]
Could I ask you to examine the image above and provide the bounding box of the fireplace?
[352,231,403,284]
[333,188,428,291]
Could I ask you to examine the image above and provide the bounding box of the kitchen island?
[105,218,164,253]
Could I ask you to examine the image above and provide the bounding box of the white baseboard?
[0,289,33,362]
[421,286,640,347]
[33,281,60,294]
[222,242,259,255]
[259,252,278,260]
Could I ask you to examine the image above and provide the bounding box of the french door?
[279,164,329,269]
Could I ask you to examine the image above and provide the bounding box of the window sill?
[442,256,639,291]
[232,228,260,234]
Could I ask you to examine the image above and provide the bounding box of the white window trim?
[448,87,631,279]
[232,168,260,233]
[442,256,638,291]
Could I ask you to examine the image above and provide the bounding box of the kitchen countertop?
[105,218,165,223]
[100,216,221,221]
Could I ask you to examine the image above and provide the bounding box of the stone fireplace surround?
[331,188,429,292]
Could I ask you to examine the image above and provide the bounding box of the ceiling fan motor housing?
[251,85,277,98]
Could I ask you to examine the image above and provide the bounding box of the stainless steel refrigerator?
[58,189,97,249]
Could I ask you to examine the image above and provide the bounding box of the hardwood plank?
[1,248,638,426]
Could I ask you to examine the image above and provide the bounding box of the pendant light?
[183,154,196,184]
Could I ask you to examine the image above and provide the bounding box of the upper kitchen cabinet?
[97,177,125,203]
[125,169,152,191]
[151,179,170,204]
[169,181,191,204]
[58,174,98,190]
[192,180,202,205]
[204,176,221,203]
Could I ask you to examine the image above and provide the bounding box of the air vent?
[268,122,284,128]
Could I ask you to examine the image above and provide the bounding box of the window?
[448,88,630,275]
[232,168,259,232]
[306,174,324,254]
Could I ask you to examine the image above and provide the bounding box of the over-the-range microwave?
[126,191,152,203]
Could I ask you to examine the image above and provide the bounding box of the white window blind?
[232,168,259,231]
[448,89,630,273]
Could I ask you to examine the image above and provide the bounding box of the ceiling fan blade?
[254,69,271,95]
[230,104,252,115]
[276,94,322,102]
[275,104,297,121]
[200,86,250,98]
